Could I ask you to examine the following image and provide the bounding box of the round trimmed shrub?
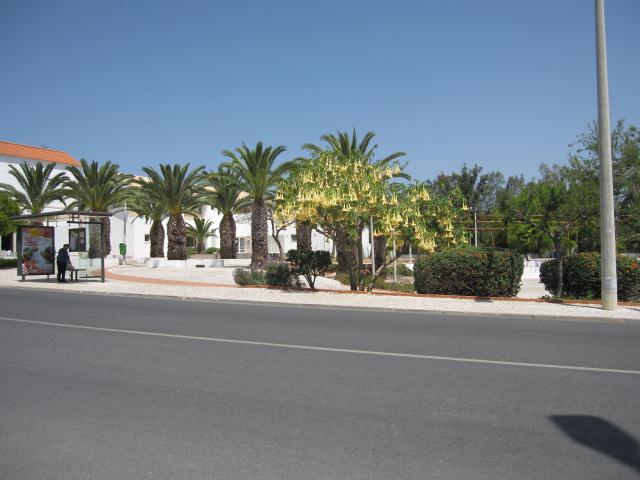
[540,253,640,301]
[287,249,332,289]
[265,263,296,287]
[413,248,524,297]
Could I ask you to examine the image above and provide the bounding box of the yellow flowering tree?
[275,151,468,290]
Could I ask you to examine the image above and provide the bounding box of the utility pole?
[392,237,397,283]
[474,210,478,247]
[370,216,375,275]
[595,0,617,310]
[122,201,128,265]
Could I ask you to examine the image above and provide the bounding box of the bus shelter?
[11,210,113,283]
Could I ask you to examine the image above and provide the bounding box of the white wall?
[1,154,359,261]
[0,155,69,212]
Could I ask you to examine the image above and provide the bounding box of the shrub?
[380,281,415,293]
[385,263,413,277]
[265,263,296,287]
[413,247,524,297]
[205,247,219,255]
[287,249,332,289]
[233,268,265,286]
[334,271,412,292]
[0,258,17,269]
[324,262,339,274]
[540,253,640,301]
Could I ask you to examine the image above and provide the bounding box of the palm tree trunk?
[251,199,268,269]
[167,214,187,260]
[102,218,111,258]
[220,213,236,259]
[88,217,110,259]
[150,220,164,258]
[296,221,312,251]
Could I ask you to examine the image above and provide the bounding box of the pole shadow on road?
[550,415,640,474]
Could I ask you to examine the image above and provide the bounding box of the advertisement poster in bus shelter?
[17,226,55,276]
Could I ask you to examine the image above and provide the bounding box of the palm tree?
[137,164,205,260]
[303,129,407,171]
[0,161,67,220]
[207,167,251,259]
[222,142,295,269]
[127,189,167,258]
[187,217,218,254]
[303,129,409,270]
[65,159,130,258]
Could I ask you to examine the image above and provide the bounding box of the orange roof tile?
[0,140,81,166]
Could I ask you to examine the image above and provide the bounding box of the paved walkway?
[1,266,639,321]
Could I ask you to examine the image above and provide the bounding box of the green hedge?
[0,258,17,269]
[413,248,524,297]
[540,253,640,301]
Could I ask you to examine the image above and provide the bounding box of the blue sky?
[1,0,638,181]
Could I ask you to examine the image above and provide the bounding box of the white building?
[1,140,340,263]
[1,141,78,254]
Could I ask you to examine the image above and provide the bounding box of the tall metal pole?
[122,201,127,264]
[392,237,397,283]
[595,0,617,310]
[370,217,375,275]
[100,221,105,283]
[474,210,478,247]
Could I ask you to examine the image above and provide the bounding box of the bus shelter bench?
[68,268,87,282]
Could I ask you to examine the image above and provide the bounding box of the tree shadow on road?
[550,415,640,474]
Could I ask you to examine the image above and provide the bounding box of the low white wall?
[523,259,545,279]
[145,258,250,268]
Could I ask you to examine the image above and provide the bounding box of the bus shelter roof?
[11,210,113,222]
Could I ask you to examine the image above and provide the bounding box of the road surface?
[1,287,639,479]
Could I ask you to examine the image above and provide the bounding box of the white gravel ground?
[110,265,350,290]
[112,266,548,297]
[1,267,638,321]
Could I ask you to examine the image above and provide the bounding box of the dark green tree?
[500,176,598,298]
[570,120,640,251]
[0,192,20,237]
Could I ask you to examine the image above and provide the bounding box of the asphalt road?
[1,287,639,479]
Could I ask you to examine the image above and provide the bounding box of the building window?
[290,234,297,242]
[268,234,286,254]
[236,237,252,254]
[69,228,86,252]
[186,236,196,248]
[144,234,150,243]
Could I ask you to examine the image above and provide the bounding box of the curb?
[0,284,637,324]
